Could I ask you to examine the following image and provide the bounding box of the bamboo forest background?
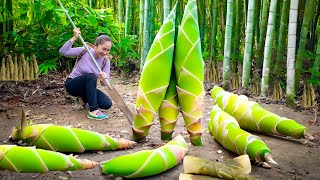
[0,0,319,107]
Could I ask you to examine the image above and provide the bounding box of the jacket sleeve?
[102,59,111,79]
[59,40,85,57]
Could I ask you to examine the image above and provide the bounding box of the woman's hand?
[105,54,113,60]
[70,28,81,42]
[99,72,109,86]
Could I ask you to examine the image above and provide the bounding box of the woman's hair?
[94,32,112,46]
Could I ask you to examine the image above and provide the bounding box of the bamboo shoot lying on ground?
[210,85,313,140]
[182,155,260,180]
[132,4,177,142]
[11,108,136,153]
[174,0,204,146]
[0,145,98,173]
[100,134,188,178]
[159,71,179,140]
[208,105,277,165]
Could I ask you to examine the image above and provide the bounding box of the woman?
[60,28,112,120]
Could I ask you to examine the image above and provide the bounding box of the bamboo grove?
[1,0,319,107]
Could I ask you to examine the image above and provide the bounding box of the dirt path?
[0,73,319,180]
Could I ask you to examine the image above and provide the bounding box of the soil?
[0,71,319,180]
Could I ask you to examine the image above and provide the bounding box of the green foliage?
[38,59,58,75]
[114,35,139,74]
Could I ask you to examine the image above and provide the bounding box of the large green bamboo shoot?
[11,108,136,153]
[132,4,177,142]
[0,145,98,173]
[211,86,313,139]
[174,0,204,146]
[183,155,259,180]
[208,105,276,165]
[100,134,188,178]
[159,71,179,140]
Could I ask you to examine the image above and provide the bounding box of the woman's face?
[95,41,112,58]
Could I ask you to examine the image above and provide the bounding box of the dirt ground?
[0,72,319,180]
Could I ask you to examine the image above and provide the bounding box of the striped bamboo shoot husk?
[132,4,177,142]
[174,0,204,146]
[11,108,136,153]
[211,85,311,139]
[100,134,188,178]
[208,105,276,165]
[159,70,179,140]
[0,145,98,173]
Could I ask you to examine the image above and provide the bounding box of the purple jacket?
[59,40,110,79]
